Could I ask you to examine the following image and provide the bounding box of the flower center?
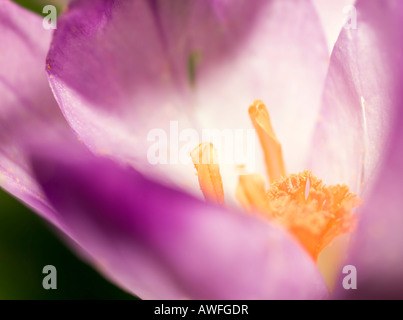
[191,100,360,261]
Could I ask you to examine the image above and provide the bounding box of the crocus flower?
[1,0,403,300]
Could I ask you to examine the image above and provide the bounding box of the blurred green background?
[12,0,68,14]
[0,0,135,300]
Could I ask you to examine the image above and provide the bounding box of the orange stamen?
[248,100,286,183]
[191,142,225,205]
[236,174,267,213]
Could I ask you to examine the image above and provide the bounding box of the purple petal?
[31,144,329,299]
[312,0,356,52]
[0,1,73,228]
[309,0,401,193]
[336,105,403,299]
[47,0,329,192]
[311,0,403,298]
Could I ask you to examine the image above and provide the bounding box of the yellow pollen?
[191,142,225,205]
[265,171,360,260]
[191,101,360,261]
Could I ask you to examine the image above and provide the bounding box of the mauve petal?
[47,0,328,196]
[308,0,401,193]
[31,144,329,299]
[312,0,356,52]
[0,0,72,227]
[329,0,403,299]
